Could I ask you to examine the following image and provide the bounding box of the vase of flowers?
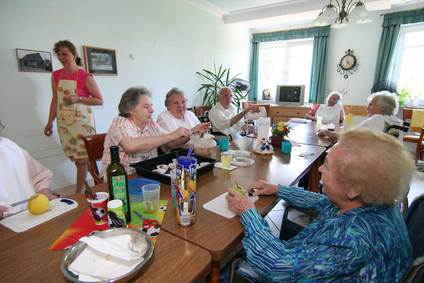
[271,121,291,147]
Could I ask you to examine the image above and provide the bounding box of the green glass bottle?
[107,145,131,223]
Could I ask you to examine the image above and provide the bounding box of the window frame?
[257,38,314,103]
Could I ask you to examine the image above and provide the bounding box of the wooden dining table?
[0,123,327,283]
[287,121,335,148]
[0,192,211,282]
[157,136,326,282]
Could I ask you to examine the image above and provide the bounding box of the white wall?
[0,0,250,189]
[326,13,384,105]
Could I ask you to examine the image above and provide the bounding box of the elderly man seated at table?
[101,87,192,176]
[208,87,259,136]
[227,129,413,282]
[157,87,209,134]
[319,91,402,141]
[306,91,345,125]
[0,120,57,218]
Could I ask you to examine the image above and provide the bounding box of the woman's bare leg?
[75,159,88,193]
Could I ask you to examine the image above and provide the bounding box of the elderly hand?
[192,122,210,134]
[317,129,338,141]
[226,188,254,215]
[317,129,331,137]
[0,205,9,219]
[247,104,260,113]
[173,127,192,139]
[248,180,278,196]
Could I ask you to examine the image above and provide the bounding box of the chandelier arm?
[346,0,357,13]
[333,0,341,12]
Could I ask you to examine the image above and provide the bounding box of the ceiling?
[207,0,424,13]
[199,0,424,30]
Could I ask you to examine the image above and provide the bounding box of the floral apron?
[56,71,95,160]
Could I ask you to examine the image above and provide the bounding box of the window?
[390,23,424,100]
[257,38,313,102]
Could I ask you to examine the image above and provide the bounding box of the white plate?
[231,157,254,167]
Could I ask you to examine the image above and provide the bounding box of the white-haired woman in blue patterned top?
[227,128,413,282]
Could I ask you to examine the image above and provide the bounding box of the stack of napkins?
[68,234,147,281]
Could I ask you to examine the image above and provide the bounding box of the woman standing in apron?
[44,40,103,193]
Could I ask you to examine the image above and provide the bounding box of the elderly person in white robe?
[0,120,57,218]
[208,87,259,136]
[306,91,345,125]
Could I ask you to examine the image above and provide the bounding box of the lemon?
[28,194,50,215]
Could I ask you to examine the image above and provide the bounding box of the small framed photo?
[16,48,52,73]
[83,46,117,75]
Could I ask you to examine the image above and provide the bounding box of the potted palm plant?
[196,64,248,112]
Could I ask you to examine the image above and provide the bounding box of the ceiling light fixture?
[314,0,372,28]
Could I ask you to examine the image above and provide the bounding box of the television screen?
[275,85,305,106]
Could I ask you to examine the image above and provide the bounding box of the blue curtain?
[374,8,424,84]
[309,34,329,103]
[249,42,259,101]
[248,26,330,102]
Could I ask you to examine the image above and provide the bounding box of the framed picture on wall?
[83,46,117,75]
[16,48,52,73]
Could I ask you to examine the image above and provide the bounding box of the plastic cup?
[142,184,160,213]
[107,199,127,228]
[87,192,109,225]
[281,140,292,154]
[221,153,233,169]
[218,137,230,151]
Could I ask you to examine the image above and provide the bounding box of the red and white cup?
[87,192,109,225]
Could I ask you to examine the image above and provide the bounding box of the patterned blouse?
[101,116,166,176]
[240,185,412,282]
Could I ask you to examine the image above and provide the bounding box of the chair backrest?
[81,133,106,185]
[406,194,424,259]
[410,109,424,132]
[416,128,424,161]
[343,104,368,116]
[193,106,211,117]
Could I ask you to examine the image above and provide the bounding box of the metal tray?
[61,228,154,283]
[130,149,216,185]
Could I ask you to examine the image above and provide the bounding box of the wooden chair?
[343,104,368,116]
[416,128,424,162]
[81,133,106,185]
[192,106,211,117]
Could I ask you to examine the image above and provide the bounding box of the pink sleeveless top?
[52,68,91,97]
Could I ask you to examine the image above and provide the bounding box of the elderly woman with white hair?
[356,90,402,132]
[227,129,414,281]
[208,87,259,136]
[306,91,345,125]
[157,87,209,134]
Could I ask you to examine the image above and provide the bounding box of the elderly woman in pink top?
[1,120,57,218]
[101,87,192,176]
[44,40,103,193]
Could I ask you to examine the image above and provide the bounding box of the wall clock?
[337,49,358,79]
